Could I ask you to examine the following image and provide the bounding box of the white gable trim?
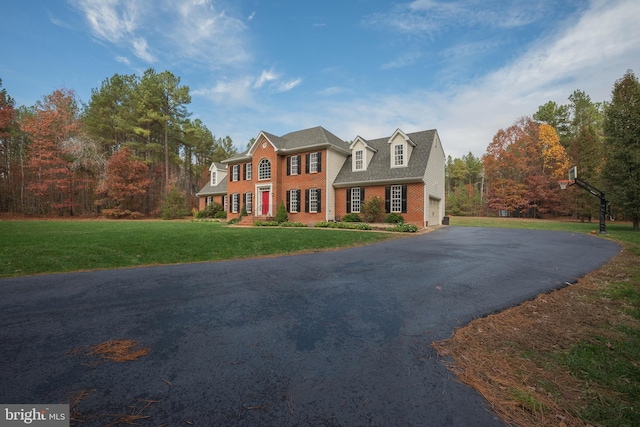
[248,131,279,156]
[388,128,416,147]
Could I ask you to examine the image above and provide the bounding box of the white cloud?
[218,0,640,159]
[254,70,279,88]
[169,0,249,66]
[364,0,552,35]
[193,77,254,105]
[70,0,249,67]
[275,78,302,93]
[248,11,255,21]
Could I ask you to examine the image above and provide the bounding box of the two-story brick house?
[197,126,445,228]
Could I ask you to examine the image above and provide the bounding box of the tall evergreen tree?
[603,70,640,231]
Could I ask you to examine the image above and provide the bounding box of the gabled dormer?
[388,129,416,168]
[209,162,227,186]
[349,136,377,172]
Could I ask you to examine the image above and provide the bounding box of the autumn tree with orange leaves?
[96,147,151,215]
[20,89,94,215]
[483,117,568,217]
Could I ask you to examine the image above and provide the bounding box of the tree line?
[446,70,640,231]
[0,69,238,217]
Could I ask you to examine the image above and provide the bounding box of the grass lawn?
[435,216,640,427]
[0,220,394,278]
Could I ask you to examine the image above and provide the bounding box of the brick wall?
[335,182,426,228]
[225,139,329,224]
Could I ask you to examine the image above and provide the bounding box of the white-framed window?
[206,196,213,206]
[290,190,298,213]
[246,163,252,180]
[232,165,240,181]
[210,170,217,186]
[245,192,252,213]
[351,188,361,213]
[391,185,402,213]
[231,193,239,213]
[309,188,319,213]
[394,144,404,167]
[309,152,318,173]
[259,158,271,180]
[355,150,363,170]
[291,156,298,175]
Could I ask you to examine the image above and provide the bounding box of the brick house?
[196,126,445,228]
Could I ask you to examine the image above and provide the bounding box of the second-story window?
[232,165,240,181]
[394,144,404,167]
[259,158,271,180]
[309,152,318,173]
[355,150,363,170]
[211,169,217,185]
[246,163,252,180]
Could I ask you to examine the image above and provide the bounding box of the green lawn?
[0,220,394,278]
[450,216,640,253]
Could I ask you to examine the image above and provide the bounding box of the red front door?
[261,190,269,215]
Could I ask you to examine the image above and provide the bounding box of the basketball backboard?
[568,166,577,180]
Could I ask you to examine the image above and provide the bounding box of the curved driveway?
[0,227,620,426]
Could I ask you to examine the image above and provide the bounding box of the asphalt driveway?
[0,227,620,426]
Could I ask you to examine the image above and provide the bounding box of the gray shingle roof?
[224,127,350,164]
[276,126,350,154]
[195,176,227,196]
[333,129,438,186]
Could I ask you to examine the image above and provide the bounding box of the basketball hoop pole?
[560,178,609,234]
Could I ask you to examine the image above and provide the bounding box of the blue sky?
[2,0,639,158]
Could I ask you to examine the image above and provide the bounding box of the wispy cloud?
[69,0,249,67]
[363,0,551,35]
[275,78,302,93]
[254,70,279,88]
[381,52,422,69]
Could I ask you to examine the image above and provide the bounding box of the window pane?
[291,190,298,213]
[391,185,402,212]
[310,188,318,212]
[394,144,403,166]
[355,150,363,170]
[351,188,361,213]
[259,159,271,180]
[310,153,318,173]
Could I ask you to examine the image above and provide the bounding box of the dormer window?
[210,169,217,186]
[355,150,363,170]
[393,144,404,167]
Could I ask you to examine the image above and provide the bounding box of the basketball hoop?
[558,180,572,190]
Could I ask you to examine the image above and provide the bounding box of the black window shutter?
[305,189,310,213]
[296,190,301,210]
[305,154,310,173]
[402,185,408,213]
[243,192,246,207]
[286,190,291,213]
[360,188,365,202]
[317,152,322,172]
[243,164,247,180]
[346,188,351,214]
[385,186,391,213]
[286,157,291,176]
[317,189,321,213]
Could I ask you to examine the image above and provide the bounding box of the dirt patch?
[433,249,639,427]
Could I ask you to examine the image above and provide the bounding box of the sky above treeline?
[2,0,639,158]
